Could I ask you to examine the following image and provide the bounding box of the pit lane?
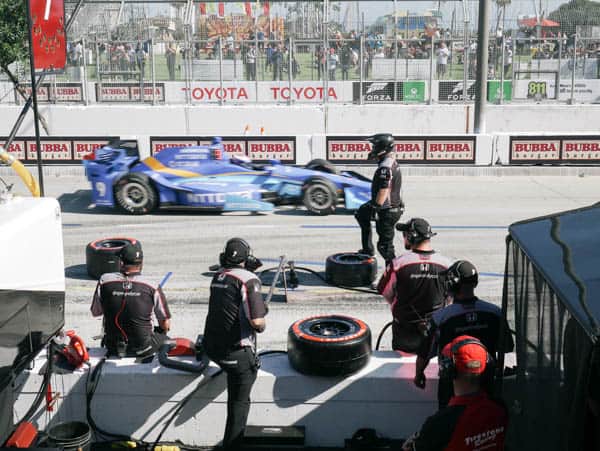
[3,169,598,351]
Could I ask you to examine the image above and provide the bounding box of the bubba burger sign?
[326,136,476,164]
[150,136,296,163]
[2,137,117,163]
[510,136,600,164]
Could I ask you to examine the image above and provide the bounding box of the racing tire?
[325,252,377,287]
[114,173,158,215]
[301,177,337,215]
[86,237,138,279]
[305,158,338,175]
[287,315,371,376]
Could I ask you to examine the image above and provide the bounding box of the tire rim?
[98,239,129,249]
[122,182,148,208]
[307,185,331,208]
[301,318,358,338]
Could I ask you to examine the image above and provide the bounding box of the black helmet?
[366,133,395,159]
[220,238,251,267]
[119,241,143,266]
[444,260,479,293]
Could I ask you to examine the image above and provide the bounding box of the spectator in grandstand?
[414,260,514,408]
[436,42,450,79]
[266,43,274,70]
[166,42,177,80]
[377,218,450,354]
[128,45,136,74]
[373,46,386,59]
[315,46,326,79]
[327,47,339,80]
[402,336,508,451]
[135,44,146,76]
[503,45,512,78]
[257,29,265,51]
[272,44,284,81]
[340,44,352,80]
[246,43,256,81]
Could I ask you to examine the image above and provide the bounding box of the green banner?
[487,81,512,102]
[403,81,425,103]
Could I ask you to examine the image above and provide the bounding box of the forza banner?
[149,136,296,163]
[1,137,118,164]
[352,81,426,103]
[326,136,476,164]
[510,136,600,164]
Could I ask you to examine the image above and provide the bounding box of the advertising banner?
[150,136,296,163]
[96,83,165,102]
[326,136,476,164]
[510,136,600,164]
[352,81,426,103]
[439,81,477,102]
[487,81,512,102]
[29,0,67,71]
[1,137,117,163]
[18,83,83,103]
[513,79,600,103]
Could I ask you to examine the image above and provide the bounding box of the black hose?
[17,342,54,425]
[375,321,394,351]
[258,265,379,295]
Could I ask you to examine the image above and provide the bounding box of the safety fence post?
[218,36,224,106]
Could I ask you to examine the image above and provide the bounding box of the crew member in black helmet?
[355,133,404,264]
[91,241,171,358]
[203,238,268,450]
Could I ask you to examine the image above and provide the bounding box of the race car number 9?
[95,182,106,197]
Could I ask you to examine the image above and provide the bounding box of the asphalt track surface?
[2,168,599,352]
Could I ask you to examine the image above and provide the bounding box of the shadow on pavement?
[65,264,95,281]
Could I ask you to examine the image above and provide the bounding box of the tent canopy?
[519,17,560,28]
[508,203,600,342]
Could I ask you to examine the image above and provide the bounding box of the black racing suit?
[355,154,403,264]
[203,266,267,451]
[91,271,171,357]
[418,297,515,407]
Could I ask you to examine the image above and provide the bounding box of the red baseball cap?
[442,335,488,375]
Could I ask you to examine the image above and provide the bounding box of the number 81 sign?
[29,0,67,71]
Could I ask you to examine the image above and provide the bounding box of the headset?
[445,260,479,294]
[219,238,262,271]
[438,337,492,380]
[403,219,436,246]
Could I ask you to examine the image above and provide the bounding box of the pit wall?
[1,104,600,166]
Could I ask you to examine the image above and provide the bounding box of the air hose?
[0,147,40,197]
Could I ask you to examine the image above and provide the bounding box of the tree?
[0,0,28,72]
[548,0,600,34]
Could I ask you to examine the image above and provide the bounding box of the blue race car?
[83,138,371,215]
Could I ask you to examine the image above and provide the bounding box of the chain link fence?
[4,0,600,104]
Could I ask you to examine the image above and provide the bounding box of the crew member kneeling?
[91,241,171,358]
[203,238,267,451]
[402,336,508,451]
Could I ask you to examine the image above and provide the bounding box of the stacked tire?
[325,252,377,287]
[86,237,138,279]
[287,315,372,377]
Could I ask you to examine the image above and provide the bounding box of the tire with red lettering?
[305,159,338,175]
[301,177,337,215]
[85,237,139,279]
[287,315,371,376]
[325,252,377,287]
[114,173,158,215]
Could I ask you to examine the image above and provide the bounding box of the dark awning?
[509,203,600,342]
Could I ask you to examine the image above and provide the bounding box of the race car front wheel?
[114,173,158,215]
[302,177,337,215]
[287,315,372,376]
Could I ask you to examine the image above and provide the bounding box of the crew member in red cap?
[402,336,508,451]
[414,260,514,407]
[377,218,452,353]
[91,241,171,358]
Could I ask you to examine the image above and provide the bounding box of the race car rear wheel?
[287,315,372,376]
[86,237,139,279]
[305,158,338,175]
[325,252,378,287]
[114,173,158,215]
[302,177,337,215]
